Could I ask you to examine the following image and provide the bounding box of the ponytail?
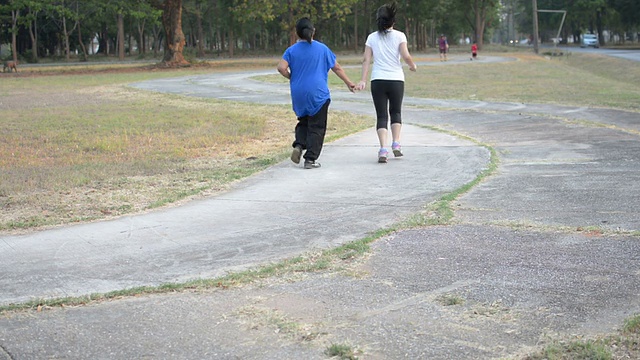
[296,18,314,44]
[301,28,313,43]
[376,2,397,33]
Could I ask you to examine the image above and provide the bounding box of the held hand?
[356,81,367,91]
[347,82,356,93]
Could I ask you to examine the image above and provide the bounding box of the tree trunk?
[228,27,235,57]
[98,24,109,55]
[353,3,359,52]
[151,24,161,57]
[63,16,70,61]
[161,0,188,66]
[117,13,125,60]
[137,19,146,55]
[77,20,88,61]
[11,9,19,64]
[596,8,604,46]
[195,2,205,57]
[287,1,295,45]
[474,0,483,49]
[364,0,370,35]
[28,9,39,62]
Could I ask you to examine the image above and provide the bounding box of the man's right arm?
[277,59,290,79]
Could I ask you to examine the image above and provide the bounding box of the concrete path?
[1,56,639,359]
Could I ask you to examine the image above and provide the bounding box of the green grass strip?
[407,124,499,226]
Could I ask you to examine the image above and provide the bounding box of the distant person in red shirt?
[470,42,478,60]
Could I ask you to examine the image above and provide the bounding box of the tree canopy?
[0,0,638,64]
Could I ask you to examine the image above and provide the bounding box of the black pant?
[293,99,331,161]
[371,80,404,130]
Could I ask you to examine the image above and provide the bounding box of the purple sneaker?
[392,142,403,157]
[378,148,388,163]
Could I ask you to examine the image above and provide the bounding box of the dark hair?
[376,3,397,33]
[296,17,314,43]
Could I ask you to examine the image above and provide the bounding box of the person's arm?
[331,61,356,93]
[399,42,417,72]
[277,58,290,79]
[357,45,372,90]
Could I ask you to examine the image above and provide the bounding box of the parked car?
[581,34,598,48]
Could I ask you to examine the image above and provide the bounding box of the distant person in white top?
[356,2,417,163]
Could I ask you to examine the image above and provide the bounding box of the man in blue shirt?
[277,18,356,169]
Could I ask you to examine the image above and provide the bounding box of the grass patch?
[526,339,612,360]
[525,313,640,360]
[324,343,359,360]
[623,314,640,334]
[235,305,305,338]
[436,294,465,306]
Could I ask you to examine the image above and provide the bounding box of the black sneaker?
[291,146,302,164]
[304,160,321,169]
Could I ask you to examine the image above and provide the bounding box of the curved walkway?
[1,56,639,359]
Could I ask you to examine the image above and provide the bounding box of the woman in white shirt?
[357,2,417,163]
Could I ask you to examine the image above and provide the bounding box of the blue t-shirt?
[282,40,336,117]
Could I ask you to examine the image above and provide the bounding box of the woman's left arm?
[399,42,417,72]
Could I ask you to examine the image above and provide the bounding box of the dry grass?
[0,64,370,232]
[406,53,640,111]
[262,51,640,110]
[342,51,640,111]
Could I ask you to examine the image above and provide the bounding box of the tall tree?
[129,0,162,56]
[9,3,19,63]
[459,0,500,49]
[152,0,188,65]
[17,0,42,62]
[572,0,608,44]
[73,0,88,60]
[184,0,210,57]
[0,0,23,63]
[47,0,79,60]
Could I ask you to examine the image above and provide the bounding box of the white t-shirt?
[365,29,407,82]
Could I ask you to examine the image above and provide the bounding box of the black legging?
[371,80,404,130]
